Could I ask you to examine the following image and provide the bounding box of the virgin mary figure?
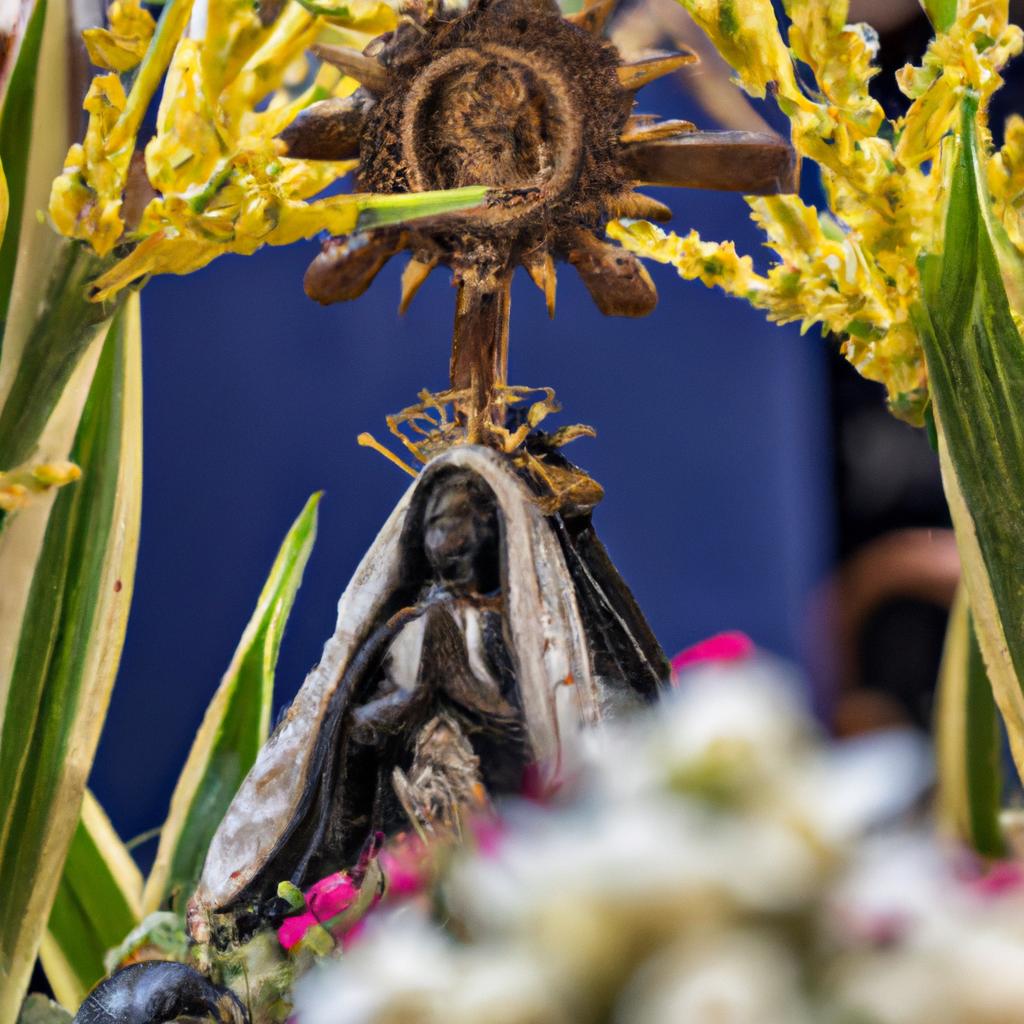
[187,444,668,943]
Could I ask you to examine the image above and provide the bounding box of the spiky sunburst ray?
[279,0,797,426]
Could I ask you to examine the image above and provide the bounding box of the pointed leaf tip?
[142,491,321,913]
[919,93,1024,786]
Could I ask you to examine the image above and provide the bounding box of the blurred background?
[90,0,1003,864]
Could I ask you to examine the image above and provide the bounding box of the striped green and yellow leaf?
[0,296,142,1024]
[917,92,1024,784]
[934,584,1005,857]
[39,791,143,1011]
[143,492,322,913]
[0,0,50,346]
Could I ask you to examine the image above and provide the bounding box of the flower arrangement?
[289,660,1024,1024]
[2,0,1024,1020]
[606,0,1024,865]
[611,0,1021,425]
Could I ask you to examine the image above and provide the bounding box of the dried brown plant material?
[283,0,797,431]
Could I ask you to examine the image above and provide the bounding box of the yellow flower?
[678,0,810,105]
[783,0,884,135]
[895,4,1022,167]
[82,0,156,72]
[0,460,82,513]
[50,74,132,257]
[50,0,487,299]
[989,114,1024,251]
[633,0,1022,422]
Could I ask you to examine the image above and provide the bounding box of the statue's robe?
[188,446,667,943]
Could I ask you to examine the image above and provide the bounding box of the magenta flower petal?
[380,835,429,897]
[972,861,1024,898]
[277,912,318,951]
[308,872,359,919]
[470,815,504,858]
[671,631,755,678]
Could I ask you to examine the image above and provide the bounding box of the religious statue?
[188,444,668,948]
[73,0,797,1016]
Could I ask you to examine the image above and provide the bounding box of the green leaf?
[0,296,142,1024]
[107,0,195,153]
[934,585,1005,857]
[142,493,322,913]
[355,185,488,231]
[918,0,957,33]
[0,0,122,531]
[101,911,188,975]
[0,0,97,389]
[39,791,143,1011]
[917,92,1024,783]
[0,0,47,349]
[0,243,119,471]
[277,880,305,910]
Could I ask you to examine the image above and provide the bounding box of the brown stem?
[450,267,512,441]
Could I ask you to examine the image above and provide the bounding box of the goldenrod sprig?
[613,0,1022,423]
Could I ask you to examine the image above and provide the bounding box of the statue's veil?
[190,446,607,923]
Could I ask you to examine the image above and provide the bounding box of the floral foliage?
[47,0,480,301]
[82,0,156,73]
[283,660,1024,1024]
[0,459,81,512]
[610,0,1023,423]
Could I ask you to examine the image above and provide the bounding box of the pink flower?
[307,872,359,919]
[520,761,563,802]
[971,861,1024,898]
[380,833,430,897]
[671,631,755,680]
[469,815,504,858]
[276,872,359,951]
[277,912,318,951]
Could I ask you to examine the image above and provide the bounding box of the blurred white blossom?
[292,660,1024,1024]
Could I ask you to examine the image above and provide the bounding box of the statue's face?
[423,476,499,592]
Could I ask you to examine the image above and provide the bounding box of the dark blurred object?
[829,527,959,735]
[827,338,955,734]
[830,356,949,561]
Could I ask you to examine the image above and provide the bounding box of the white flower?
[616,931,814,1024]
[292,908,564,1024]
[294,910,453,1024]
[289,657,1024,1024]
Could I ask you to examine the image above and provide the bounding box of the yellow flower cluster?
[0,460,82,513]
[81,0,154,72]
[82,0,156,72]
[613,0,1023,423]
[49,0,445,301]
[990,114,1024,252]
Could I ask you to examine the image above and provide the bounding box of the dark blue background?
[90,78,834,849]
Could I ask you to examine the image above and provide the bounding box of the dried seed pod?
[566,229,658,317]
[399,255,438,313]
[619,118,696,144]
[620,130,799,194]
[277,91,374,160]
[310,44,391,95]
[616,50,697,90]
[603,190,673,223]
[565,0,615,35]
[522,250,557,318]
[288,0,797,422]
[303,232,405,305]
